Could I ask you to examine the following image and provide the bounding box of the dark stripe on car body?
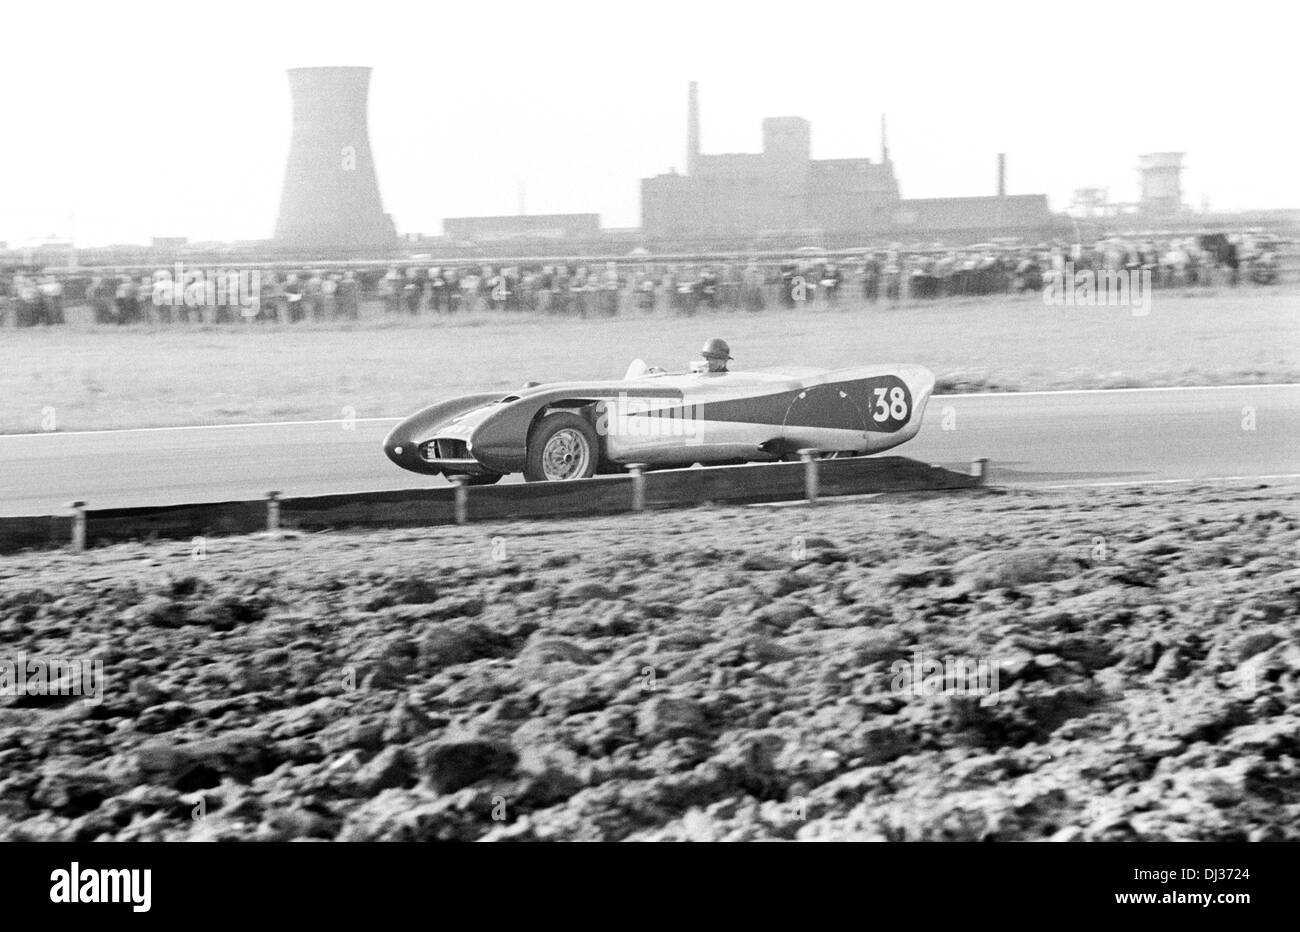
[623,375,913,433]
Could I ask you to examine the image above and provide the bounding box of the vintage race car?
[383,359,935,483]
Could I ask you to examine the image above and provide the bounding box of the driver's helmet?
[700,337,732,363]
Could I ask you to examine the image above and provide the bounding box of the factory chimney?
[274,66,396,253]
[687,81,700,176]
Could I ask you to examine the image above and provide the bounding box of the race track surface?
[1,385,1297,515]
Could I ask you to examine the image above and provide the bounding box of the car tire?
[524,411,599,482]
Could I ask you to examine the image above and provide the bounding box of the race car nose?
[382,424,417,467]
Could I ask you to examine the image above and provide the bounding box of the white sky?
[1,0,1296,246]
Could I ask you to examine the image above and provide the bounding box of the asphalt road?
[1,385,1296,516]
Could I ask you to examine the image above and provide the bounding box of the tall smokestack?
[997,152,1006,197]
[275,66,396,252]
[687,81,700,176]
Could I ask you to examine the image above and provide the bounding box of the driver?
[696,337,732,374]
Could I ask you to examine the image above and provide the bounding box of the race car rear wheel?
[524,411,599,482]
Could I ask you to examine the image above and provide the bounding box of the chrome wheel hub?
[541,428,591,480]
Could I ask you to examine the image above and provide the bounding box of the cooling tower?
[274,66,396,252]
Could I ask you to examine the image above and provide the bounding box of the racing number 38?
[872,385,909,423]
[861,376,911,431]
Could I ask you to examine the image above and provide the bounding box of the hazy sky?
[1,0,1296,246]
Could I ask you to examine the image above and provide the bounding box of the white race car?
[384,357,935,483]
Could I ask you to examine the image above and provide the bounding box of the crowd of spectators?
[0,233,1285,327]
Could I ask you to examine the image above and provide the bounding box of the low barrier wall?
[0,455,987,553]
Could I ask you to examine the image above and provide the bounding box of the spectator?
[463,267,482,313]
[699,266,718,310]
[636,267,657,313]
[571,266,589,318]
[38,275,65,325]
[821,262,842,306]
[150,270,172,325]
[321,273,339,319]
[306,271,325,321]
[402,267,423,314]
[380,266,402,314]
[487,266,508,313]
[260,273,283,323]
[779,263,796,308]
[338,270,361,320]
[520,267,538,312]
[552,265,569,315]
[676,266,699,316]
[427,267,445,313]
[600,262,620,316]
[742,262,765,312]
[87,275,113,324]
[505,267,522,311]
[444,267,462,312]
[114,275,139,324]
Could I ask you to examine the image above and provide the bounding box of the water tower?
[274,66,396,253]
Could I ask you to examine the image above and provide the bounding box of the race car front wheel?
[524,411,599,482]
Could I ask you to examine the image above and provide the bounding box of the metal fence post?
[798,449,820,504]
[69,500,86,552]
[266,490,281,532]
[450,474,469,525]
[628,463,647,512]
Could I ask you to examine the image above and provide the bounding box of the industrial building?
[893,194,1055,236]
[1137,152,1186,215]
[641,83,899,239]
[641,82,1057,243]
